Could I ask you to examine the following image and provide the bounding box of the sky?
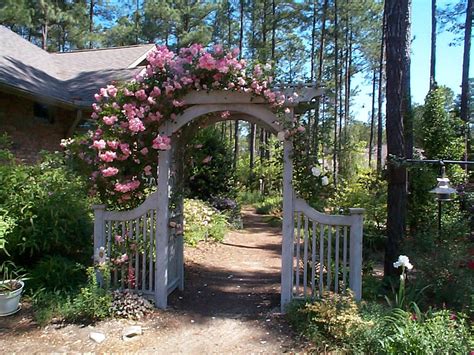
[353,0,473,122]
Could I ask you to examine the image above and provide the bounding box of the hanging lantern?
[429,176,457,201]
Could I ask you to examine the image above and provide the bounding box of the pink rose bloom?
[213,44,223,55]
[181,76,194,85]
[144,165,152,175]
[94,93,102,102]
[114,235,123,244]
[150,87,161,98]
[120,143,131,155]
[102,167,119,177]
[92,139,106,150]
[148,111,163,121]
[152,135,171,150]
[297,126,305,132]
[123,88,134,96]
[99,151,116,162]
[140,147,149,155]
[172,99,184,107]
[103,115,118,125]
[92,103,101,112]
[128,117,145,133]
[107,140,119,149]
[135,89,147,101]
[198,52,216,70]
[114,180,140,193]
[216,59,229,74]
[99,88,108,97]
[107,85,118,97]
[91,112,99,119]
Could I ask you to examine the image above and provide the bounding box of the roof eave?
[0,82,77,110]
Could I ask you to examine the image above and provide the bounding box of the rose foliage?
[67,44,297,207]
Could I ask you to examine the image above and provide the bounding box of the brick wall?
[0,92,76,162]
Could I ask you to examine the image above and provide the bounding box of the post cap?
[348,208,365,215]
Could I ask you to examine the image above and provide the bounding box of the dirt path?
[0,208,307,353]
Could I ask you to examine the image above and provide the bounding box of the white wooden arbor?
[93,86,364,312]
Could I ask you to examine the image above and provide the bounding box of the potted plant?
[0,261,25,316]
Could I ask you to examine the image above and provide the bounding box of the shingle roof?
[0,25,154,108]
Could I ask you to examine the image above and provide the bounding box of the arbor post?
[281,110,295,312]
[92,204,106,253]
[155,148,171,308]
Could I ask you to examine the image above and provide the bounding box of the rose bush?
[66,44,300,207]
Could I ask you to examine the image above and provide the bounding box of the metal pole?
[438,199,442,239]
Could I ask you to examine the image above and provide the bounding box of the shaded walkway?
[0,208,307,353]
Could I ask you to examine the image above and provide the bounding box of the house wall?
[0,92,76,162]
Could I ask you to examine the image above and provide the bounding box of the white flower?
[277,131,286,141]
[393,255,413,270]
[321,176,329,186]
[311,166,321,177]
[95,246,107,265]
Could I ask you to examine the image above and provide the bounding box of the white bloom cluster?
[311,166,329,186]
[393,255,413,270]
[94,246,107,265]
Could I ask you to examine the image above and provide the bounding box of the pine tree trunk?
[384,0,411,278]
[333,0,339,187]
[313,0,329,160]
[377,9,386,173]
[461,0,473,163]
[89,0,94,48]
[369,68,377,167]
[430,0,436,88]
[234,0,245,171]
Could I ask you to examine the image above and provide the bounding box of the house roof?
[0,25,154,108]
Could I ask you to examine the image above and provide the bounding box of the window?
[33,103,54,124]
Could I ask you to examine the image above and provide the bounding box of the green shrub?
[287,293,472,354]
[287,291,372,351]
[375,308,471,354]
[329,169,387,252]
[31,266,112,325]
[62,266,112,322]
[28,255,86,291]
[255,196,282,215]
[185,126,237,201]
[0,209,15,253]
[0,149,92,291]
[183,198,229,246]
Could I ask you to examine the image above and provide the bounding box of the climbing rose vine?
[67,44,295,207]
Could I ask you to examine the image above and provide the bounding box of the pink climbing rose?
[152,135,171,150]
[103,115,118,125]
[102,167,119,177]
[99,151,116,162]
[92,139,106,150]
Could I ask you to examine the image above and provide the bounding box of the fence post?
[92,204,106,256]
[349,208,364,301]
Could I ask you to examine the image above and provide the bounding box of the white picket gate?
[292,198,364,300]
[92,192,183,301]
